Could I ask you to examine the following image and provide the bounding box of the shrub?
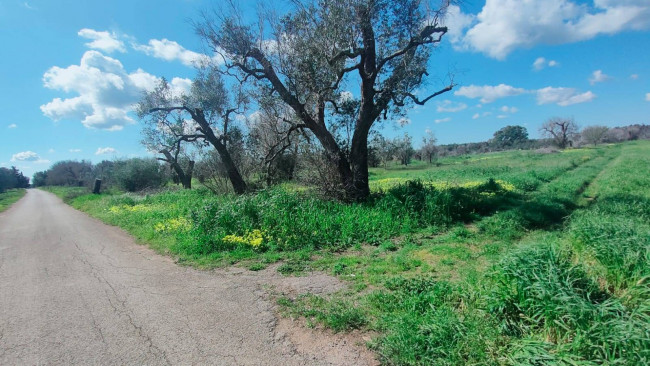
[112,158,168,192]
[189,180,519,254]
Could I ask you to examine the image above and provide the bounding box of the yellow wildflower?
[154,217,192,233]
[222,229,265,247]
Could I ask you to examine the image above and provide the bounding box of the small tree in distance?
[539,117,579,149]
[491,125,528,149]
[394,133,415,166]
[581,125,609,146]
[32,171,48,187]
[421,130,438,163]
[370,135,396,168]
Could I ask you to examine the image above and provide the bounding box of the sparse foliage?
[394,133,415,166]
[370,134,396,168]
[247,104,305,186]
[580,125,609,146]
[421,130,438,163]
[45,160,93,187]
[138,70,248,194]
[540,117,579,149]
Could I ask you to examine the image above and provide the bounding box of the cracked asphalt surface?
[0,189,375,365]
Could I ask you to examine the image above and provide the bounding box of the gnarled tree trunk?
[193,109,247,194]
[160,149,194,189]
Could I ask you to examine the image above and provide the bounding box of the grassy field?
[44,141,650,365]
[0,189,26,212]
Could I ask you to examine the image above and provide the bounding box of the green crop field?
[44,140,650,365]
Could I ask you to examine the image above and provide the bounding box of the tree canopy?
[0,167,29,193]
[138,70,249,194]
[491,125,529,149]
[198,0,454,200]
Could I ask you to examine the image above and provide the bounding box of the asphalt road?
[0,189,373,365]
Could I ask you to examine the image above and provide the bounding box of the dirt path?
[0,189,377,365]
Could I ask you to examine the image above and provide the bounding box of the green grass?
[44,141,650,364]
[369,147,600,193]
[0,189,26,212]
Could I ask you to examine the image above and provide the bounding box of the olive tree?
[247,103,305,185]
[198,0,454,200]
[138,69,248,194]
[421,130,437,163]
[540,117,579,149]
[370,134,396,168]
[140,82,196,190]
[394,133,415,166]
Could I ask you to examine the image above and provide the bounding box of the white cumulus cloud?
[533,57,560,70]
[434,117,452,124]
[95,147,116,155]
[645,92,650,101]
[8,123,17,128]
[500,105,518,113]
[40,50,191,131]
[472,113,480,119]
[589,69,610,85]
[441,5,475,44]
[456,83,595,107]
[537,87,596,106]
[133,38,214,67]
[78,29,125,53]
[69,149,82,153]
[450,0,650,59]
[436,100,467,112]
[454,84,527,103]
[11,151,40,162]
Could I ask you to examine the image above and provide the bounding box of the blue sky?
[1,0,649,179]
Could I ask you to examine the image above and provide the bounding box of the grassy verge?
[0,189,26,212]
[42,141,649,364]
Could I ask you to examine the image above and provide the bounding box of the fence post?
[93,179,102,194]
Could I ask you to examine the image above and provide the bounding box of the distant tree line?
[32,158,168,193]
[31,120,648,195]
[434,121,650,157]
[0,166,30,193]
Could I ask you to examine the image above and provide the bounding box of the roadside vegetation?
[0,165,29,212]
[0,189,26,212]
[42,140,650,365]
